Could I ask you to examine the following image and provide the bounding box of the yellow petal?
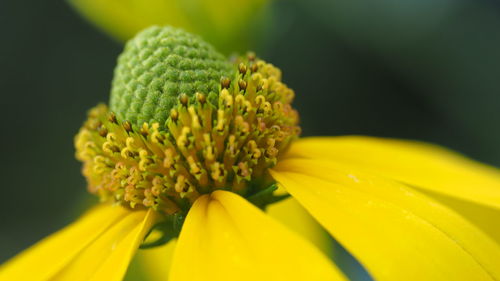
[0,204,158,281]
[53,208,158,281]
[424,190,500,244]
[0,204,130,281]
[288,136,500,210]
[68,0,269,53]
[288,136,500,242]
[169,190,347,281]
[69,0,192,42]
[136,240,177,281]
[136,198,331,281]
[266,197,332,257]
[271,158,500,281]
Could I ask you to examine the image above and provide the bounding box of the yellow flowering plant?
[1,25,500,281]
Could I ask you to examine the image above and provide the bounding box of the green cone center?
[75,26,301,226]
[110,26,232,128]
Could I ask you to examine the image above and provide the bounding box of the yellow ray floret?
[0,205,158,281]
[271,157,500,281]
[169,190,347,281]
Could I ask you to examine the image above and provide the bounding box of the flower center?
[109,26,233,128]
[76,54,300,214]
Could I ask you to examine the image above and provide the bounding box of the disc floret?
[75,54,300,215]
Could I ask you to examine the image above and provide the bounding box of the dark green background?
[1,0,499,275]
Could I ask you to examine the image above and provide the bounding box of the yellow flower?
[1,26,500,281]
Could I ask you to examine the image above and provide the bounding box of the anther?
[123,121,133,132]
[236,162,251,178]
[140,123,149,137]
[175,175,188,193]
[250,63,259,73]
[238,63,247,74]
[220,77,231,89]
[98,127,108,137]
[108,112,118,124]
[179,93,189,106]
[170,109,179,122]
[238,79,247,91]
[196,92,206,104]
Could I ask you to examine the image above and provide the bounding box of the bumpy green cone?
[110,26,232,128]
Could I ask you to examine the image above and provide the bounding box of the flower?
[1,25,500,281]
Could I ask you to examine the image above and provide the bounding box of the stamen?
[220,77,231,89]
[75,56,300,215]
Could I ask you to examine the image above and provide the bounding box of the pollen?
[75,53,300,215]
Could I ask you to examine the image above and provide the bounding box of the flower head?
[2,25,500,281]
[75,26,300,220]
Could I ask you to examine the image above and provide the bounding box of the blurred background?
[1,0,499,278]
